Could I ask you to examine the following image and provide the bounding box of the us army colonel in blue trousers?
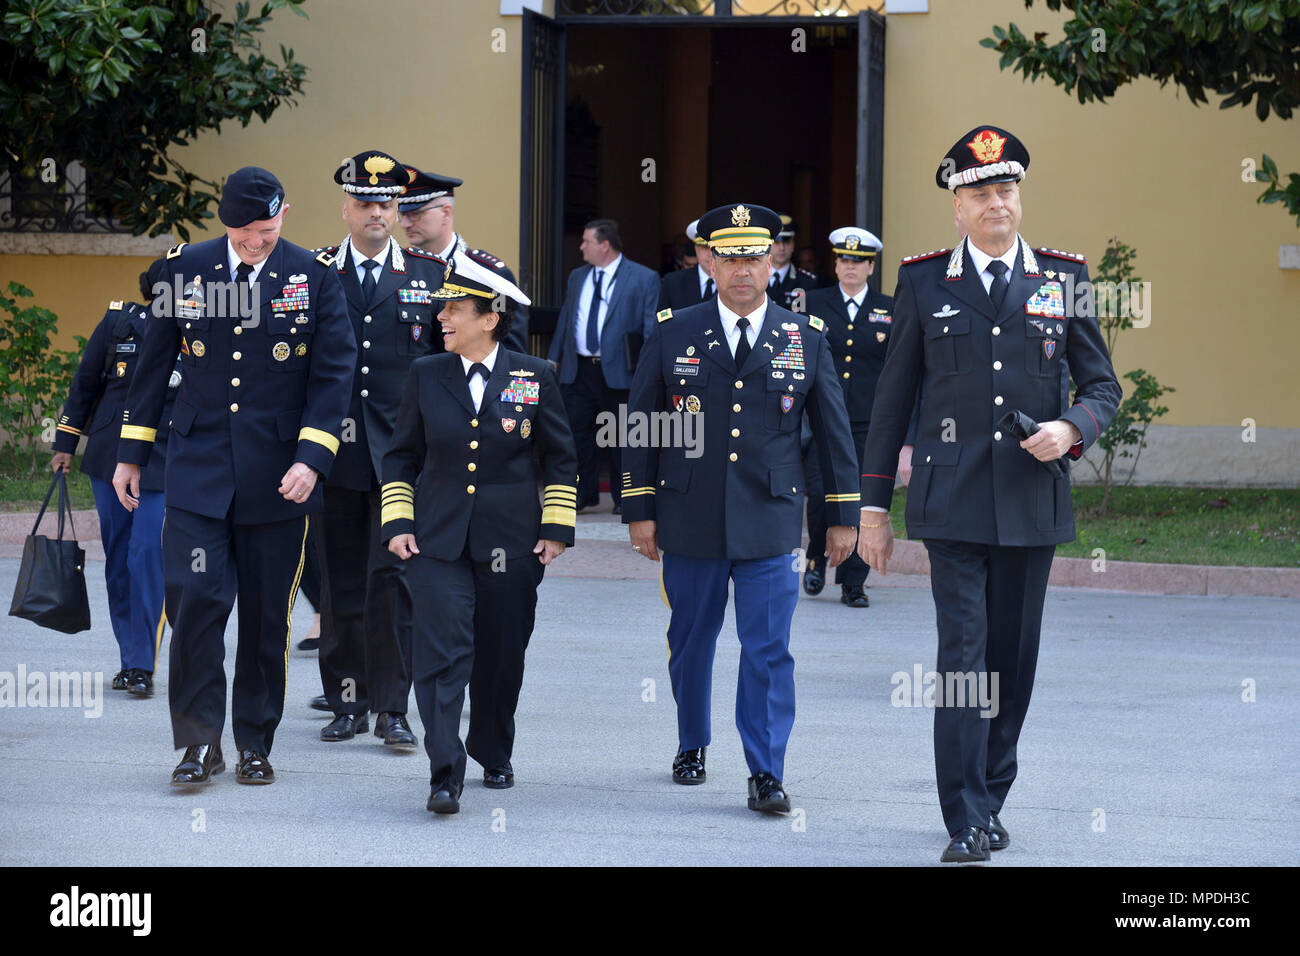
[623,203,861,814]
[114,167,356,787]
[858,127,1120,862]
[51,259,181,698]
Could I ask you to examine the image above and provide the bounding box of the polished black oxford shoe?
[171,743,224,786]
[483,764,514,789]
[747,772,791,813]
[427,781,463,814]
[235,750,275,785]
[309,695,331,712]
[988,812,1009,851]
[803,562,825,596]
[126,669,154,697]
[672,747,707,785]
[375,712,416,748]
[112,670,130,691]
[941,826,991,862]
[321,713,368,741]
[840,585,869,608]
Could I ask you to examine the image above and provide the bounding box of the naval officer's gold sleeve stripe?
[121,425,157,442]
[825,493,861,502]
[57,424,82,435]
[381,503,415,525]
[540,506,576,527]
[383,481,415,494]
[299,426,340,454]
[543,493,577,503]
[621,487,655,498]
[544,484,578,494]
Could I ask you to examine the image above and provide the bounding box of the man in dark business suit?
[857,126,1121,862]
[658,218,715,311]
[547,218,659,512]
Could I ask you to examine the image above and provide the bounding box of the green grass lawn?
[0,445,96,512]
[888,485,1299,568]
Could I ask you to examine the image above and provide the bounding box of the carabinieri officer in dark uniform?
[623,203,861,815]
[381,251,577,814]
[310,151,448,749]
[114,166,356,787]
[657,218,715,311]
[857,127,1120,862]
[51,260,181,697]
[802,227,893,608]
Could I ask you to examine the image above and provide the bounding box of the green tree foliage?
[1,0,309,240]
[982,0,1300,226]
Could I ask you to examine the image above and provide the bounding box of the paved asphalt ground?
[1,522,1296,866]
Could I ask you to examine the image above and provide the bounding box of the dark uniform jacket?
[379,350,578,561]
[804,284,896,424]
[621,299,861,561]
[118,236,357,524]
[767,264,819,312]
[657,266,714,312]
[54,301,181,491]
[860,238,1121,546]
[313,237,448,491]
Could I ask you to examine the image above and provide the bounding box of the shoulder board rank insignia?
[109,300,124,310]
[509,369,535,377]
[900,248,951,265]
[407,247,444,263]
[807,315,825,332]
[166,242,187,260]
[1037,247,1087,263]
[657,308,673,323]
[316,250,336,267]
[469,249,506,269]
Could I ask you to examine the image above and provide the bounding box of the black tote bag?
[8,471,91,634]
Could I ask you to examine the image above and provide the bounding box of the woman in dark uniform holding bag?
[381,250,578,814]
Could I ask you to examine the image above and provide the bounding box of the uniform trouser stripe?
[282,515,309,714]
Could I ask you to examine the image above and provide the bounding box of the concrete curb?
[1,508,1296,598]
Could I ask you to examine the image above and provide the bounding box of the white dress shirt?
[840,284,866,318]
[716,295,767,360]
[461,344,500,413]
[574,253,622,357]
[965,235,1021,293]
[227,239,268,284]
[769,263,791,289]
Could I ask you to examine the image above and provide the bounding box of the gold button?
[185,322,192,329]
[467,462,477,472]
[232,351,241,360]
[231,378,240,387]
[734,380,743,389]
[471,419,479,427]
[788,385,794,391]
[843,372,850,379]
[732,403,741,413]
[470,440,479,450]
[229,403,239,412]
[992,327,1001,336]
[731,428,740,437]
[233,326,242,335]
[679,379,686,385]
[847,324,855,331]
[290,328,298,335]
[467,484,475,494]
[845,356,852,363]
[729,452,738,462]
[846,339,853,346]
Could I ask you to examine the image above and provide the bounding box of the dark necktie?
[584,270,603,355]
[466,362,489,383]
[703,278,715,300]
[734,317,752,368]
[769,272,779,289]
[986,259,1010,312]
[846,298,859,320]
[235,261,254,286]
[361,259,379,301]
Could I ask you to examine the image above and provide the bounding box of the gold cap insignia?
[730,205,751,227]
[966,129,1007,164]
[846,236,860,250]
[364,154,396,186]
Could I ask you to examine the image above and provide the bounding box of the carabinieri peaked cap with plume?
[334,150,411,201]
[936,125,1030,190]
[397,166,464,213]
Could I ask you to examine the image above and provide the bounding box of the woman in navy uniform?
[381,251,577,814]
[50,260,179,696]
[858,126,1120,861]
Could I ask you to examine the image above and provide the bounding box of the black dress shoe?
[747,772,791,813]
[235,749,275,785]
[803,562,825,596]
[112,670,130,691]
[321,713,368,741]
[672,747,707,785]
[941,826,991,862]
[840,584,870,608]
[126,669,154,696]
[171,743,224,786]
[296,637,320,651]
[427,781,463,813]
[483,764,514,789]
[309,694,331,712]
[988,811,1009,851]
[376,712,416,748]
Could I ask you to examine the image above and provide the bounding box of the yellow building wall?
[882,0,1300,428]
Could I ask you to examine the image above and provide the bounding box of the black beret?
[218,166,285,228]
